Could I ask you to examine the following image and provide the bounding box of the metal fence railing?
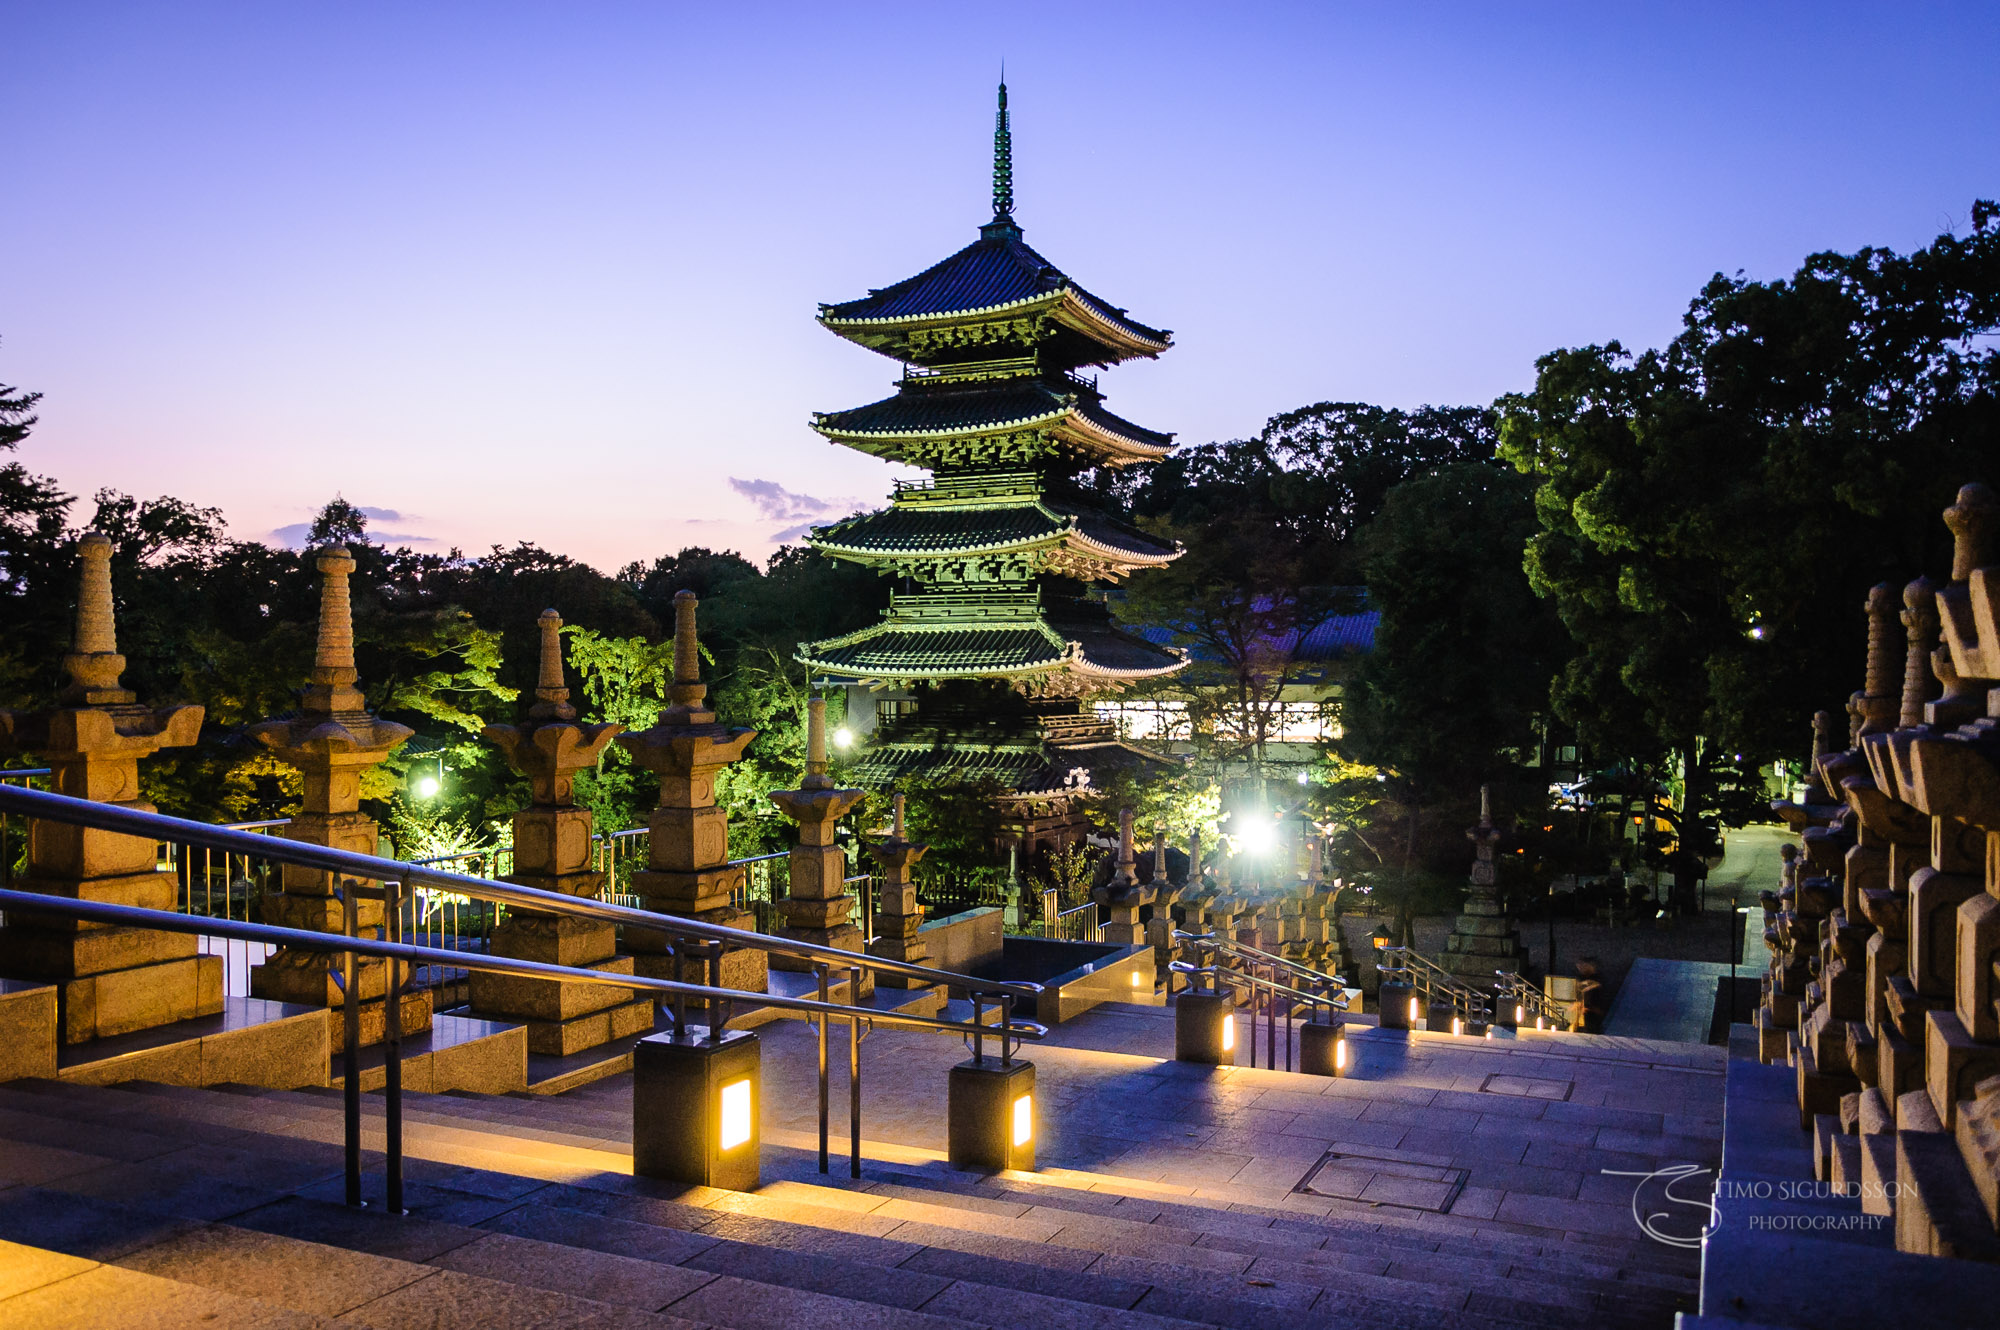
[162,817,292,998]
[1048,897,1104,943]
[0,768,50,892]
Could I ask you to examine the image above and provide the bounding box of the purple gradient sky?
[6,4,1995,569]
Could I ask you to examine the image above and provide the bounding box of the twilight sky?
[6,3,1995,570]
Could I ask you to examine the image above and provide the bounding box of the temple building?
[798,82,1187,853]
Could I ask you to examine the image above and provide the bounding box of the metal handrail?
[1376,945,1492,1027]
[0,885,1046,1205]
[1172,929,1351,1072]
[1175,928,1348,994]
[0,784,1040,1001]
[1495,969,1572,1031]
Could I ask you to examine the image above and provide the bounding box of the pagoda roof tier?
[809,494,1179,582]
[798,593,1185,694]
[818,226,1171,367]
[813,379,1173,468]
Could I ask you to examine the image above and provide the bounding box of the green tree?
[1498,201,2000,905]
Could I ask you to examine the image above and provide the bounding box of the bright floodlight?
[1238,815,1275,853]
[832,727,855,749]
[414,776,440,799]
[1295,770,1309,785]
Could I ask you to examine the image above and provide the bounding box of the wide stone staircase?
[0,1055,1700,1329]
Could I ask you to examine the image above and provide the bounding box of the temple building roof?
[846,734,1164,799]
[813,379,1173,466]
[818,229,1171,367]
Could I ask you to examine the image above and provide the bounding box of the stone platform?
[49,997,329,1090]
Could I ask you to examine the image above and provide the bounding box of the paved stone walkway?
[1601,958,1733,1043]
[755,1003,1725,1251]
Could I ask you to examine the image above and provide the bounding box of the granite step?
[0,1234,343,1328]
[29,1076,1696,1318]
[321,1081,1698,1282]
[58,1076,1693,1313]
[393,1086,1702,1280]
[0,1083,1678,1330]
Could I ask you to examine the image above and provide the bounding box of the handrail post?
[816,961,830,1174]
[848,963,862,1180]
[1265,963,1276,1071]
[1001,994,1014,1069]
[707,943,723,1042]
[384,875,405,1215]
[340,880,362,1208]
[972,993,985,1066]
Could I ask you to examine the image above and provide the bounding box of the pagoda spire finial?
[991,75,1013,220]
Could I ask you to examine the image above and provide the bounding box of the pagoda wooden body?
[798,83,1186,815]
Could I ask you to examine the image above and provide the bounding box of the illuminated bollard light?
[1174,990,1236,1064]
[947,1057,1036,1173]
[631,1028,761,1191]
[1378,981,1413,1030]
[1299,1019,1346,1077]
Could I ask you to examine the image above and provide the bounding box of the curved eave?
[807,518,1181,572]
[819,288,1170,363]
[797,634,1186,686]
[810,407,1174,466]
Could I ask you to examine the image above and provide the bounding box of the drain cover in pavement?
[1479,1073,1573,1100]
[1296,1150,1469,1213]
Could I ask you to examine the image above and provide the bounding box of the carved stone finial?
[669,590,704,708]
[313,546,357,678]
[1813,709,1841,766]
[1898,577,1942,728]
[299,545,366,714]
[1153,823,1167,879]
[1478,783,1492,830]
[1857,583,1900,738]
[529,608,576,722]
[1117,806,1136,872]
[892,791,905,840]
[60,532,133,705]
[802,696,831,790]
[1944,481,1999,583]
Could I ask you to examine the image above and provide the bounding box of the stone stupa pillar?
[1093,807,1153,946]
[0,534,210,1042]
[770,697,870,993]
[868,792,931,985]
[1440,785,1526,989]
[249,546,428,1044]
[616,591,765,994]
[470,610,650,1055]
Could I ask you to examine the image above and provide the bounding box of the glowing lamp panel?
[1012,1093,1033,1147]
[719,1078,753,1151]
[1220,1015,1234,1052]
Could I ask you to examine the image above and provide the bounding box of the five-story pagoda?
[799,82,1186,849]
